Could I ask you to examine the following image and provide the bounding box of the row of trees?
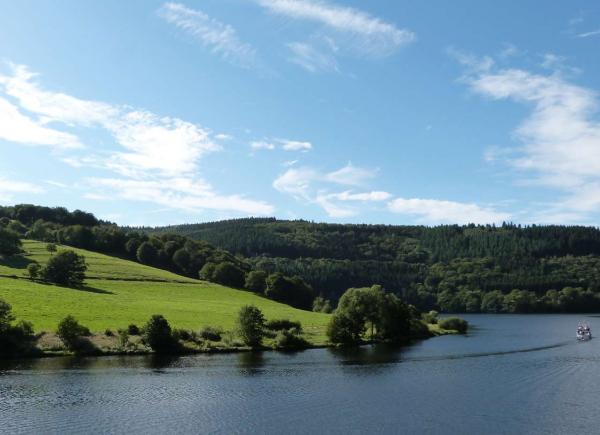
[0,208,320,310]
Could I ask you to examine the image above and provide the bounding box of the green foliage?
[244,270,268,293]
[57,315,91,349]
[422,310,439,324]
[136,242,157,265]
[143,314,176,353]
[211,262,245,288]
[26,263,41,280]
[41,250,87,287]
[0,228,21,256]
[117,329,129,348]
[237,305,265,347]
[46,243,57,255]
[265,318,302,332]
[199,326,222,341]
[274,329,309,349]
[0,299,36,357]
[265,273,314,310]
[327,286,414,344]
[438,317,469,334]
[312,296,332,313]
[172,248,191,274]
[198,262,217,281]
[127,324,140,335]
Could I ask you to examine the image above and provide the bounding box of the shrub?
[327,313,361,345]
[275,330,309,350]
[143,315,176,353]
[127,324,140,335]
[312,296,333,313]
[237,305,265,347]
[26,263,41,280]
[57,315,91,350]
[117,329,129,348]
[265,319,302,333]
[46,243,57,255]
[422,310,439,324]
[199,326,222,342]
[42,250,87,287]
[172,328,192,341]
[104,328,114,337]
[438,317,469,334]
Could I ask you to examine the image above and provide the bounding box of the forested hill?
[145,219,600,313]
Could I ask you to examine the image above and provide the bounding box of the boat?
[577,323,592,341]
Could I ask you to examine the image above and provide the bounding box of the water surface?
[2,315,599,434]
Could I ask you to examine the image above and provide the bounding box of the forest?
[144,218,600,313]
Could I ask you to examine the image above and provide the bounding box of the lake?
[1,314,598,434]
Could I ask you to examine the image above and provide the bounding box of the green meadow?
[0,241,330,344]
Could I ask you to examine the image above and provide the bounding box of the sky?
[0,1,600,227]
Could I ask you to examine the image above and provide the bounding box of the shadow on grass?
[78,285,115,295]
[0,254,35,270]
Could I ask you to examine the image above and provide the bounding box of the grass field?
[0,241,331,344]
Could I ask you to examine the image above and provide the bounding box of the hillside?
[0,240,330,344]
[145,219,600,313]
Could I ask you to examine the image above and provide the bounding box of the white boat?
[577,323,592,341]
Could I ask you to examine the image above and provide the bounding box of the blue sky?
[1,0,599,226]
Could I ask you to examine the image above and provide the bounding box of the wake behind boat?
[577,323,592,341]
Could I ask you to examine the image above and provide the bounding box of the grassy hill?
[0,240,330,344]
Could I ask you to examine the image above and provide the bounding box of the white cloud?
[89,177,274,216]
[158,2,256,68]
[0,97,82,149]
[326,163,374,186]
[0,62,271,217]
[388,198,510,225]
[273,167,317,199]
[0,178,43,202]
[577,29,600,38]
[256,0,415,56]
[287,42,338,73]
[215,133,233,141]
[280,139,312,151]
[334,190,391,201]
[461,55,600,223]
[250,138,313,152]
[251,140,276,150]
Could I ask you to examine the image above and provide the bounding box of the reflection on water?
[1,314,599,434]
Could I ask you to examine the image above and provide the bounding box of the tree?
[212,262,245,288]
[265,273,315,309]
[46,243,57,256]
[237,305,265,347]
[57,315,90,350]
[481,290,505,313]
[136,242,157,265]
[312,296,332,313]
[0,228,21,256]
[244,270,268,293]
[199,262,217,281]
[143,314,175,353]
[42,250,87,287]
[0,299,35,357]
[172,248,192,274]
[26,263,41,280]
[125,238,141,258]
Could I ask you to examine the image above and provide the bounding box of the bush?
[42,250,87,287]
[265,319,302,333]
[127,324,140,335]
[199,262,217,281]
[237,305,265,347]
[0,228,21,256]
[327,313,361,345]
[56,315,91,350]
[0,299,36,357]
[421,310,439,324]
[104,329,114,337]
[274,330,309,350]
[117,329,129,348]
[26,263,41,280]
[143,315,176,353]
[312,296,332,313]
[438,317,469,334]
[199,326,222,342]
[172,328,192,341]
